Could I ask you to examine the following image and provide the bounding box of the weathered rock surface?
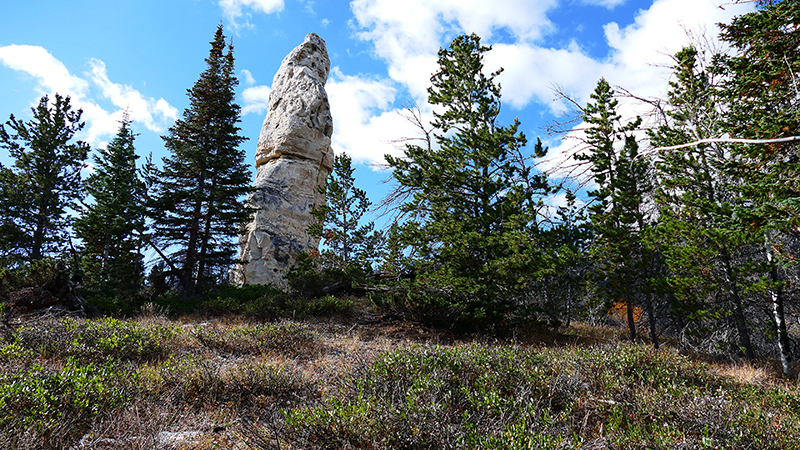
[232,33,333,288]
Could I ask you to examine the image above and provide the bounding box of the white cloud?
[241,85,272,115]
[88,59,178,134]
[581,0,628,9]
[487,41,603,113]
[0,45,88,99]
[219,0,284,30]
[350,0,559,102]
[302,0,316,15]
[327,68,424,165]
[0,45,178,145]
[241,69,257,85]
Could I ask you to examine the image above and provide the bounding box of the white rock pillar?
[233,33,333,288]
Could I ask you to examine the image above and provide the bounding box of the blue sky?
[1,0,753,212]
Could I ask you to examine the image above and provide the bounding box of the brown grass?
[2,306,799,449]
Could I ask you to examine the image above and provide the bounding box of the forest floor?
[2,299,800,449]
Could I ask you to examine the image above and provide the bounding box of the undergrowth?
[262,344,800,449]
[0,311,797,449]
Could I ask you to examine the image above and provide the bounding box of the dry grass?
[710,361,772,386]
[1,307,799,449]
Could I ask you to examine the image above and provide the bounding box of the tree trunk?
[31,193,51,261]
[565,282,572,329]
[626,295,637,342]
[765,235,793,377]
[720,250,754,359]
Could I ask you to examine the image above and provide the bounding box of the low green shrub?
[267,343,800,450]
[13,317,177,362]
[201,284,353,319]
[0,357,130,446]
[0,259,63,302]
[367,281,464,328]
[283,345,565,449]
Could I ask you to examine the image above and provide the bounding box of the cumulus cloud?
[326,68,425,165]
[486,41,603,113]
[241,69,257,85]
[0,45,88,99]
[88,59,178,133]
[0,45,178,145]
[219,0,284,30]
[241,85,272,115]
[350,0,559,102]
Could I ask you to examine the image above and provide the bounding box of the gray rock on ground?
[232,33,333,288]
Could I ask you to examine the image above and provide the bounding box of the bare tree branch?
[648,136,800,152]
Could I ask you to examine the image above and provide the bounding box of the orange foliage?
[608,301,642,323]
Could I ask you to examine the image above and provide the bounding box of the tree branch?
[650,136,800,152]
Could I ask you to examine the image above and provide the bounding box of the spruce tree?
[386,33,552,325]
[0,166,27,266]
[310,152,380,274]
[718,0,800,374]
[147,24,252,296]
[74,113,145,298]
[546,189,592,328]
[577,78,652,343]
[289,152,381,297]
[650,46,757,358]
[0,94,89,264]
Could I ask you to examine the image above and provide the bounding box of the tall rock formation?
[233,33,333,288]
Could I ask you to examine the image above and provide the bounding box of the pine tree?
[650,46,757,358]
[147,24,252,296]
[289,152,381,297]
[577,78,652,342]
[74,113,145,298]
[0,94,89,265]
[385,33,552,325]
[718,0,800,374]
[545,189,593,328]
[0,166,27,266]
[310,152,380,274]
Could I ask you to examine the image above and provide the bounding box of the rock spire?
[232,33,333,287]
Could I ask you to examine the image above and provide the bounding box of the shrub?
[0,259,62,302]
[256,343,800,450]
[282,345,564,449]
[201,283,353,320]
[13,317,177,362]
[0,358,130,447]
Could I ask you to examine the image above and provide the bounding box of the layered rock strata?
[233,33,333,288]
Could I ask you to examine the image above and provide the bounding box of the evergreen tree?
[310,152,381,274]
[544,189,593,328]
[650,46,758,358]
[0,166,27,266]
[0,94,89,265]
[147,24,252,296]
[577,78,652,342]
[385,33,552,325]
[74,113,145,298]
[288,153,381,297]
[718,0,800,374]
